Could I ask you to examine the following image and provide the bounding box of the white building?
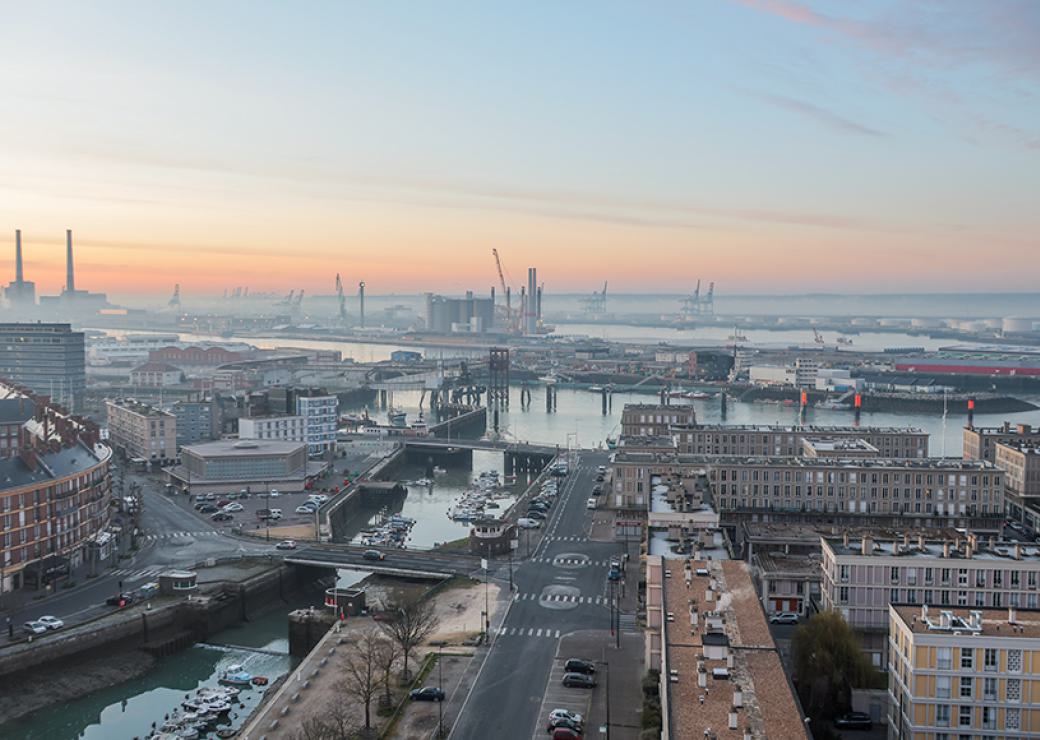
[295,393,337,457]
[238,415,306,443]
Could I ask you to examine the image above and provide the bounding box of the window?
[982,706,996,730]
[960,649,973,670]
[983,677,997,700]
[938,647,952,670]
[958,706,972,727]
[839,586,849,603]
[1007,708,1020,730]
[936,675,951,698]
[984,648,998,672]
[1008,649,1022,673]
[959,676,973,698]
[936,704,950,727]
[1007,678,1021,703]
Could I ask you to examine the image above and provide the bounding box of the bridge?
[284,544,484,579]
[403,437,559,474]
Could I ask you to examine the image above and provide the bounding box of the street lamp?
[437,643,444,738]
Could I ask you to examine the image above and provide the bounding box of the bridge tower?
[488,347,510,409]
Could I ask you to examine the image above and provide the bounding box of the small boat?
[432,466,447,475]
[837,336,853,345]
[219,665,253,687]
[413,478,433,487]
[690,391,713,400]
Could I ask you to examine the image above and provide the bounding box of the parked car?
[547,718,583,733]
[769,612,799,625]
[548,710,584,725]
[596,465,607,473]
[268,510,283,521]
[223,503,244,512]
[216,499,231,508]
[586,498,597,509]
[36,615,64,630]
[23,620,48,635]
[591,485,602,496]
[561,672,596,688]
[525,510,547,521]
[275,540,298,550]
[517,518,542,529]
[193,502,208,511]
[551,729,582,740]
[595,474,605,482]
[564,658,596,675]
[834,712,873,730]
[106,592,134,607]
[211,512,233,522]
[296,504,317,514]
[198,504,218,514]
[409,687,445,702]
[363,549,385,561]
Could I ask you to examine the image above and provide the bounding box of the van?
[586,498,597,510]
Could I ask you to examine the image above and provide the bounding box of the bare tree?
[292,699,359,740]
[376,634,401,708]
[342,628,385,732]
[378,595,440,680]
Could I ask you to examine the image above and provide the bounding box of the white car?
[223,503,244,513]
[23,620,48,635]
[586,498,597,509]
[517,518,542,529]
[268,491,281,498]
[769,612,799,625]
[548,709,584,724]
[296,504,317,514]
[36,615,64,630]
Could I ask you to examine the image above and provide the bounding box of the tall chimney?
[65,229,75,292]
[15,229,23,283]
[526,267,537,334]
[358,281,365,328]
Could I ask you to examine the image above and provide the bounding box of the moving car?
[561,672,596,688]
[596,465,607,473]
[409,687,445,702]
[275,540,298,550]
[834,711,873,730]
[564,658,596,675]
[23,621,48,635]
[769,612,799,625]
[106,593,134,607]
[363,549,385,561]
[36,615,64,630]
[268,490,281,498]
[517,518,542,529]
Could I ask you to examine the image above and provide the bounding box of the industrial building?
[0,322,86,411]
[36,230,110,314]
[424,292,495,334]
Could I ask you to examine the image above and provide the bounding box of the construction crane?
[491,248,519,331]
[580,281,608,314]
[492,248,509,300]
[335,274,347,321]
[813,328,825,345]
[168,284,181,310]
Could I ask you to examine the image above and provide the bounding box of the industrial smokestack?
[65,229,75,293]
[15,229,23,284]
[526,267,537,334]
[358,280,365,328]
[536,284,543,321]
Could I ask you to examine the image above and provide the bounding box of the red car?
[552,729,582,740]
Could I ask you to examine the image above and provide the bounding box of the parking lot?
[532,648,597,739]
[185,486,328,536]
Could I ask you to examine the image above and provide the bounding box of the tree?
[376,633,401,708]
[378,595,440,681]
[342,628,385,733]
[292,699,359,740]
[791,610,879,721]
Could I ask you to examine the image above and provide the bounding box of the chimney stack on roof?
[861,535,874,556]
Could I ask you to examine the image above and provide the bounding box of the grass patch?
[434,537,471,553]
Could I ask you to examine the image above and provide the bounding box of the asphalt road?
[450,450,621,740]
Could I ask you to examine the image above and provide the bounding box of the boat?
[817,399,847,410]
[690,391,713,400]
[432,466,447,475]
[588,385,604,392]
[387,408,407,427]
[219,665,254,687]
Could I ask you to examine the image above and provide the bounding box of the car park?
[363,549,385,561]
[23,620,48,635]
[564,658,596,675]
[275,540,298,550]
[769,612,799,625]
[36,615,64,630]
[561,672,596,688]
[517,518,541,529]
[409,687,445,702]
[834,712,873,730]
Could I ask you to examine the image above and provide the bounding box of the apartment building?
[292,390,337,457]
[0,322,85,411]
[673,424,928,458]
[611,451,709,509]
[888,604,1040,739]
[964,421,1040,462]
[167,399,220,447]
[821,533,1040,666]
[802,437,880,458]
[105,399,177,463]
[620,403,696,438]
[238,415,306,443]
[994,441,1040,529]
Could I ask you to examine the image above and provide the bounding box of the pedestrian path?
[498,626,563,639]
[141,530,222,542]
[514,592,608,605]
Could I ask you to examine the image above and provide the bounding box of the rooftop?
[615,451,998,471]
[131,361,183,372]
[0,398,34,425]
[823,535,1040,563]
[893,604,1040,639]
[106,398,174,418]
[0,442,111,490]
[671,423,926,435]
[619,434,677,450]
[660,556,808,740]
[802,437,879,453]
[744,521,961,545]
[182,439,306,457]
[753,551,820,576]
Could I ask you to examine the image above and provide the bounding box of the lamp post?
[264,480,270,541]
[483,544,491,638]
[437,643,444,738]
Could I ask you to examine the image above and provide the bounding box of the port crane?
[491,248,520,331]
[580,281,608,314]
[335,274,347,321]
[813,328,825,345]
[680,279,715,320]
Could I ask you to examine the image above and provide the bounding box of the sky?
[0,1,1037,299]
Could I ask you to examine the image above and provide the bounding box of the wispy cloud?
[751,91,886,137]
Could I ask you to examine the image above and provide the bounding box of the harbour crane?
[335,274,347,321]
[294,289,305,307]
[813,328,825,345]
[491,248,519,331]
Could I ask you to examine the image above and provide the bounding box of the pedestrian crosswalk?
[109,566,168,581]
[142,530,223,542]
[542,535,587,543]
[514,592,607,605]
[619,613,638,630]
[529,556,614,567]
[498,626,562,639]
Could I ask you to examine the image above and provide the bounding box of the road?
[450,450,623,740]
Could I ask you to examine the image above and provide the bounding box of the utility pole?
[484,545,491,638]
[438,643,444,738]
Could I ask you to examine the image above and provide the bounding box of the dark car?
[211,512,233,522]
[562,672,596,688]
[834,712,873,730]
[198,504,218,514]
[591,485,602,495]
[551,730,581,740]
[193,502,208,510]
[595,474,605,482]
[564,658,596,675]
[525,510,547,520]
[106,593,134,607]
[363,549,385,561]
[547,718,583,734]
[409,687,445,702]
[529,500,551,509]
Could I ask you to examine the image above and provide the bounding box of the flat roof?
[616,451,997,471]
[106,399,174,418]
[671,423,925,435]
[753,551,820,576]
[803,437,878,452]
[824,536,1040,563]
[183,439,306,457]
[893,605,1040,639]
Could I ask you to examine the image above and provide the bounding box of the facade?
[238,415,306,443]
[821,534,1040,667]
[167,399,220,447]
[963,422,1040,463]
[616,452,1002,522]
[749,364,795,386]
[620,403,697,437]
[751,550,820,617]
[0,398,33,458]
[674,424,928,458]
[129,361,184,387]
[888,604,1040,739]
[105,399,178,463]
[148,345,245,367]
[88,333,180,364]
[293,391,337,457]
[995,441,1040,528]
[0,322,85,410]
[167,439,311,495]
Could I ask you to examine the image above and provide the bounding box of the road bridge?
[284,544,483,579]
